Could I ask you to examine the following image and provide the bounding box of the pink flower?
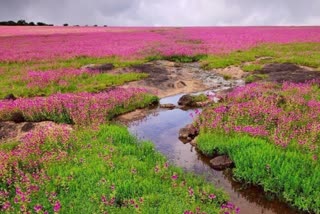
[209,193,216,200]
[171,173,178,180]
[2,201,11,210]
[53,200,61,213]
[34,204,43,213]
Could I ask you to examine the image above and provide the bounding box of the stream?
[124,92,300,214]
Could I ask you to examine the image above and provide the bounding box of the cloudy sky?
[1,0,320,26]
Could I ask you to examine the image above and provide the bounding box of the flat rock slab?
[214,66,246,79]
[119,60,244,98]
[256,63,320,83]
[210,155,234,170]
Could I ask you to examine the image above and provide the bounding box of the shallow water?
[127,93,300,214]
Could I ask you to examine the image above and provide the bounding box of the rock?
[82,63,114,72]
[156,60,176,67]
[167,83,175,88]
[178,94,194,106]
[190,137,197,146]
[10,112,25,123]
[210,155,234,170]
[160,104,176,109]
[256,56,273,62]
[4,93,16,100]
[174,81,187,88]
[0,122,17,140]
[21,122,35,132]
[179,124,198,142]
[256,63,320,83]
[214,66,245,79]
[81,64,95,70]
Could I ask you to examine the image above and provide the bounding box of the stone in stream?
[178,94,211,107]
[210,155,234,170]
[178,94,194,106]
[179,124,198,142]
[159,103,176,109]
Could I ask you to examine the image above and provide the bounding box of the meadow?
[0,26,320,213]
[196,81,320,212]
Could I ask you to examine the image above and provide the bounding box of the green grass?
[244,74,268,83]
[1,43,320,99]
[1,72,148,98]
[241,64,263,72]
[0,56,146,72]
[0,141,19,151]
[0,56,147,99]
[38,125,228,213]
[191,94,208,102]
[201,43,320,70]
[106,94,159,120]
[197,132,320,213]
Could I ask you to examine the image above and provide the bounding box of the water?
[125,93,300,214]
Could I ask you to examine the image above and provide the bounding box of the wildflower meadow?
[1,26,320,213]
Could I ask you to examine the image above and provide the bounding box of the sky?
[1,0,320,26]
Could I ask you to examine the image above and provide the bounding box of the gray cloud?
[0,0,319,26]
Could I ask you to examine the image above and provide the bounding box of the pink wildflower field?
[0,24,320,214]
[1,26,320,61]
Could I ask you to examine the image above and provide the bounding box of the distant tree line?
[0,19,108,27]
[0,19,54,26]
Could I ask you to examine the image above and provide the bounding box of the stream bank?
[117,91,300,214]
[115,60,314,213]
